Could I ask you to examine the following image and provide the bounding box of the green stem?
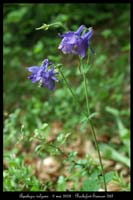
[59,68,88,117]
[80,60,107,192]
[59,65,107,191]
[80,63,90,116]
[90,119,107,191]
[58,68,77,102]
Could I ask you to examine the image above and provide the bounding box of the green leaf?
[100,144,130,168]
[57,132,71,145]
[89,112,99,120]
[57,134,63,142]
[81,178,100,191]
[80,116,89,124]
[105,106,119,116]
[57,176,67,191]
[68,152,77,161]
[40,123,48,130]
[35,145,42,153]
[105,171,115,184]
[34,129,40,137]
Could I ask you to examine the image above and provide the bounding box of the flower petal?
[27,59,58,90]
[58,25,93,58]
[82,28,93,40]
[75,25,86,35]
[28,66,39,73]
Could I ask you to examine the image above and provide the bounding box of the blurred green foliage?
[3,3,130,191]
[4,3,130,132]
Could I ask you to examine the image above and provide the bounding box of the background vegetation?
[3,3,130,191]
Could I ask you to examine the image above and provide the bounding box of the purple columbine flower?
[58,25,93,58]
[27,59,58,90]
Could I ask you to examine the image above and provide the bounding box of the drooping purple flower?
[58,25,93,58]
[27,59,58,90]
